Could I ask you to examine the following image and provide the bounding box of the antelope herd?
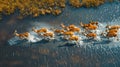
[14,21,120,44]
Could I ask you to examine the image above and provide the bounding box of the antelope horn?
[60,23,65,27]
[80,22,83,27]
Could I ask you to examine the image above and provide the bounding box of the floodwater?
[0,2,120,67]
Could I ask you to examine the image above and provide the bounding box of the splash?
[8,21,120,47]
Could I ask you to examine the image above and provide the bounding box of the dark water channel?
[0,2,120,67]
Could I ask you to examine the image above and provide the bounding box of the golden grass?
[0,0,115,19]
[69,0,105,8]
[0,0,66,19]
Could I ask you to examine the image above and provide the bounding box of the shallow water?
[0,2,120,67]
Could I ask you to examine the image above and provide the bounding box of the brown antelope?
[106,29,118,33]
[106,25,120,30]
[14,30,30,39]
[80,22,91,28]
[32,27,47,35]
[50,27,65,35]
[68,35,79,42]
[42,32,54,38]
[54,29,65,34]
[83,32,97,39]
[89,21,98,26]
[82,24,98,33]
[101,29,118,37]
[63,24,81,33]
[106,32,119,40]
[66,27,80,33]
[60,23,80,33]
[60,23,75,30]
[80,22,98,30]
[68,24,76,29]
[63,31,74,36]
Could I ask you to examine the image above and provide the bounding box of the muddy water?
[0,2,120,67]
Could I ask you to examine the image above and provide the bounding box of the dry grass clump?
[69,0,105,8]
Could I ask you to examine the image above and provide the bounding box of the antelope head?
[106,24,110,29]
[32,27,37,33]
[50,27,55,31]
[60,23,66,28]
[14,30,19,36]
[66,27,70,31]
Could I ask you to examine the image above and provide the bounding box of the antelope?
[14,30,30,39]
[63,24,81,33]
[85,24,98,30]
[80,22,91,28]
[106,32,119,40]
[68,35,79,42]
[63,31,74,36]
[101,29,118,36]
[68,24,76,29]
[60,23,75,30]
[50,27,65,35]
[89,21,98,26]
[80,22,98,30]
[106,25,120,30]
[106,29,118,33]
[54,29,65,34]
[60,23,80,33]
[32,27,47,35]
[83,32,97,39]
[42,32,54,38]
[66,27,80,33]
